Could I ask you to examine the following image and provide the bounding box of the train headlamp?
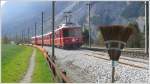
[72,38,75,42]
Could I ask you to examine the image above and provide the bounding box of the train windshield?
[63,28,81,37]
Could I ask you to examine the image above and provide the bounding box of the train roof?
[55,23,81,31]
[36,35,42,38]
[31,32,52,39]
[43,32,52,36]
[46,32,52,35]
[31,23,80,38]
[31,37,35,39]
[61,23,80,28]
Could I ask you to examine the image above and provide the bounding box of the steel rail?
[85,53,148,70]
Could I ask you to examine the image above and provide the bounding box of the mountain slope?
[2,1,145,40]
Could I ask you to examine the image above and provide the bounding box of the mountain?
[2,1,145,41]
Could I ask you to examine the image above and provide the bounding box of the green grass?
[31,49,54,83]
[1,44,33,83]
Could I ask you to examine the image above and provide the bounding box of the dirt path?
[20,48,36,83]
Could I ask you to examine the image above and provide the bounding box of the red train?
[31,24,83,48]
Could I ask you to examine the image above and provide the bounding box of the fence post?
[62,70,67,83]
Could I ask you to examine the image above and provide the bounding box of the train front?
[62,25,83,48]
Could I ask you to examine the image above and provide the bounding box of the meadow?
[1,44,33,82]
[1,44,54,83]
[31,48,54,82]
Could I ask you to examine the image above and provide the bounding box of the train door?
[34,38,36,44]
[57,31,59,47]
[58,29,61,48]
[54,32,57,46]
[43,35,46,45]
[49,34,51,46]
[46,35,48,45]
[50,33,52,46]
[60,29,63,48]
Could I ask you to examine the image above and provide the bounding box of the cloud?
[1,1,7,8]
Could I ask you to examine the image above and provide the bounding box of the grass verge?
[31,48,54,83]
[1,44,33,82]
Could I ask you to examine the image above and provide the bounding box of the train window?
[63,30,69,37]
[71,29,81,36]
[63,28,81,37]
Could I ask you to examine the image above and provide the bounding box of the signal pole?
[42,12,44,48]
[52,1,55,59]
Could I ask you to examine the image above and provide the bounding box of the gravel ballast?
[44,46,149,83]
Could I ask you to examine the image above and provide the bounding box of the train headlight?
[72,38,75,42]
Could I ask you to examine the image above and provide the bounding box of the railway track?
[44,46,149,83]
[91,51,148,64]
[81,47,149,60]
[44,46,148,70]
[83,51,148,70]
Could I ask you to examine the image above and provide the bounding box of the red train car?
[31,37,36,44]
[31,23,83,49]
[43,32,52,45]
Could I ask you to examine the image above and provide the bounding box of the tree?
[98,30,105,47]
[127,21,144,48]
[82,25,89,45]
[2,35,10,44]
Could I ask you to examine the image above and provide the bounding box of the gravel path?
[44,46,149,83]
[20,48,36,83]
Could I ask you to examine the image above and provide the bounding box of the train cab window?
[63,30,69,37]
[63,28,81,37]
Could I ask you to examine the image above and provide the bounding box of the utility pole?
[15,32,18,43]
[42,12,44,48]
[86,2,92,48]
[25,29,27,43]
[52,1,55,59]
[20,32,22,43]
[35,22,37,45]
[28,27,30,44]
[22,30,24,44]
[145,1,149,54]
[24,29,26,43]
